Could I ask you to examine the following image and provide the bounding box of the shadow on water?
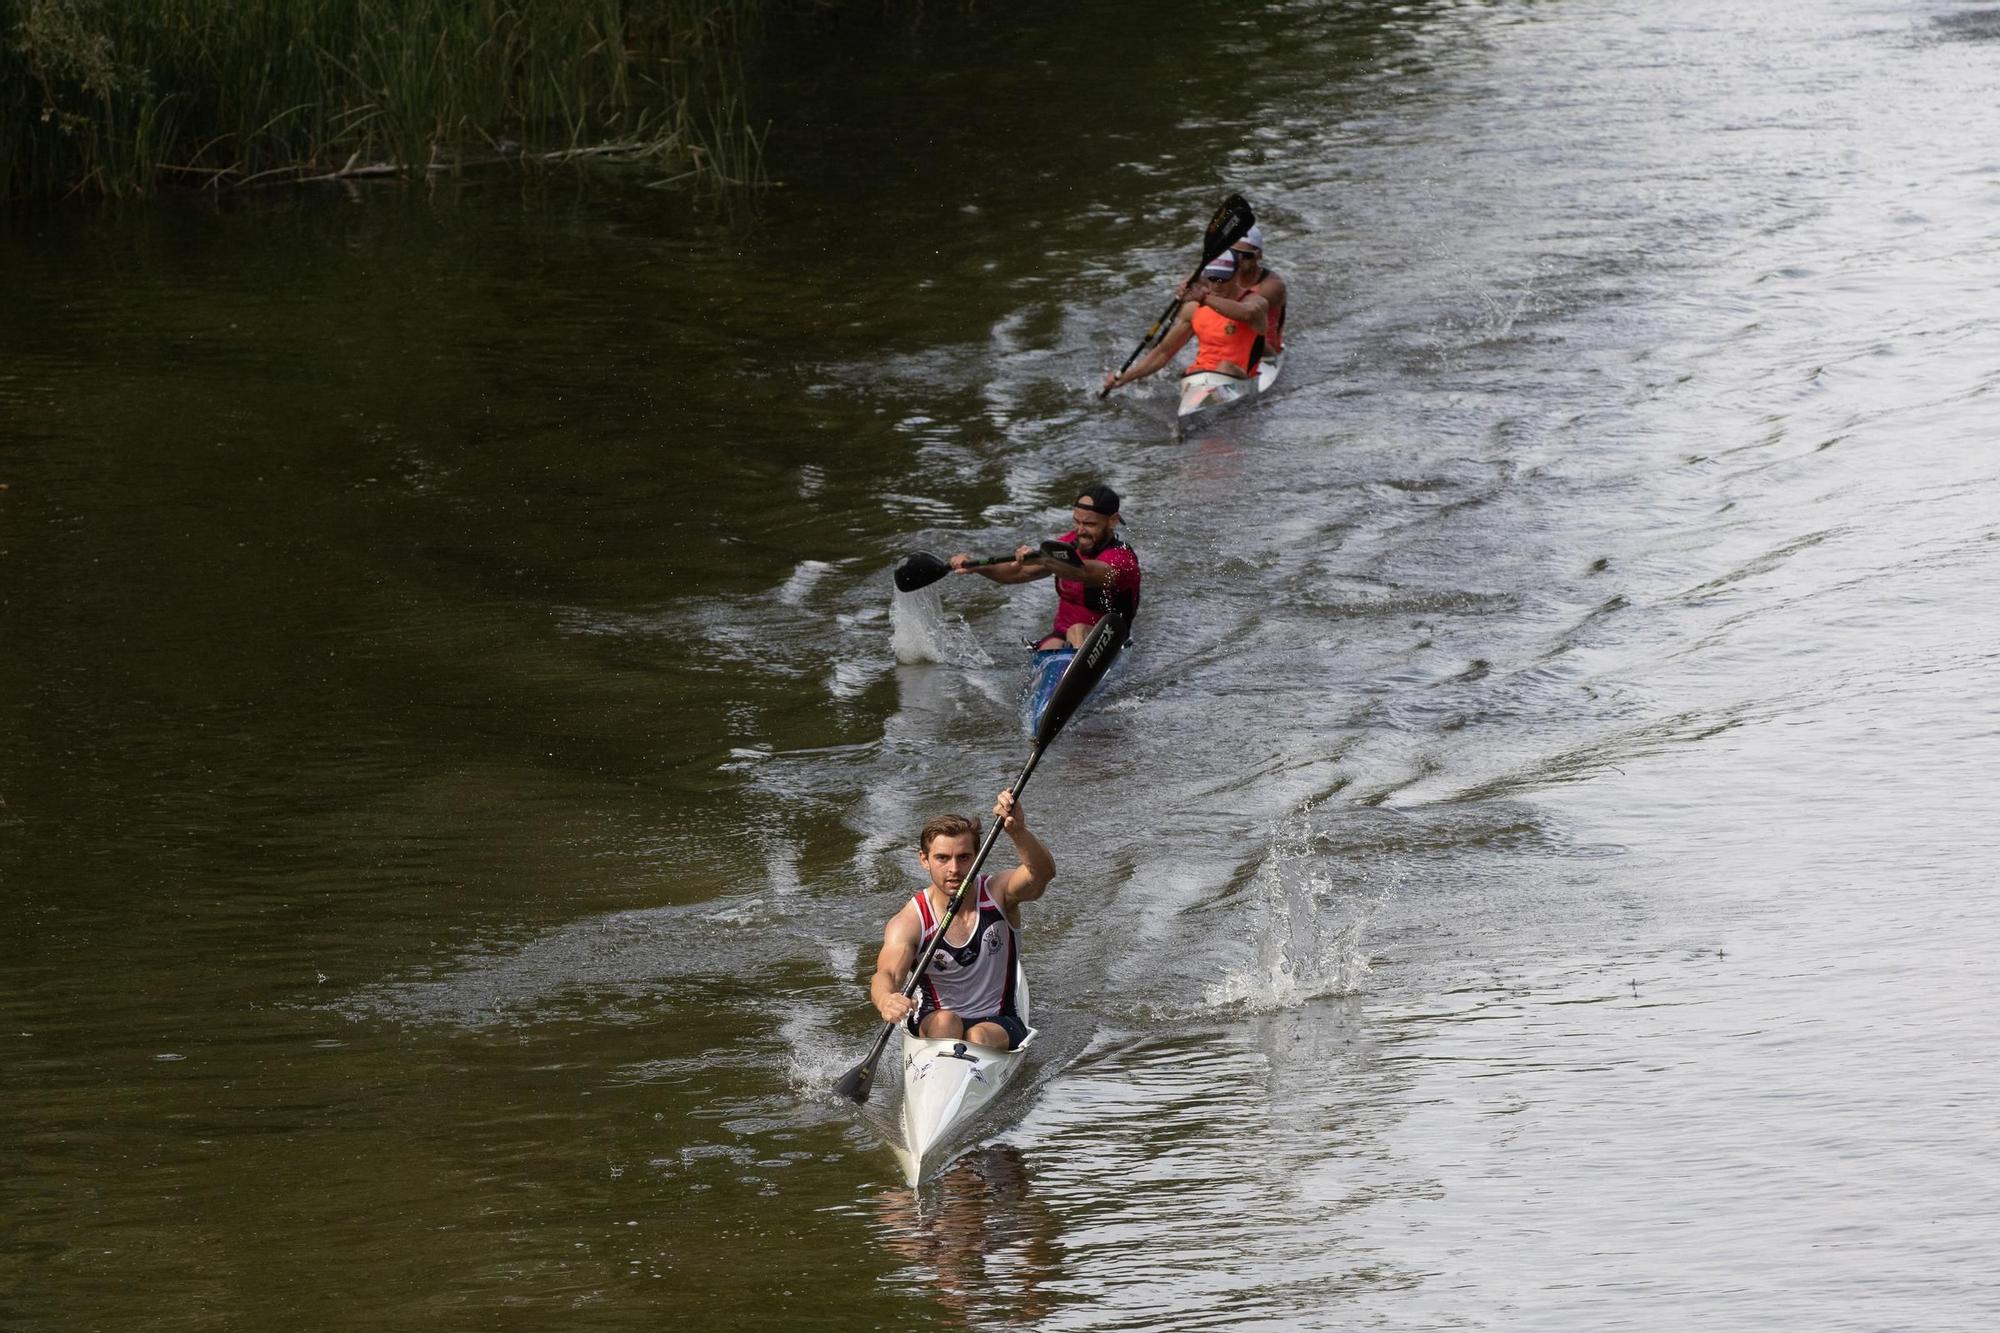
[869,1146,1067,1328]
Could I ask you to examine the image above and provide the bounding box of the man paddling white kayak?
[870,792,1053,1050]
[946,484,1141,651]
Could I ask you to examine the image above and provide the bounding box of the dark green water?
[8,2,2000,1329]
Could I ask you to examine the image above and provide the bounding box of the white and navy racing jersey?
[911,874,1020,1022]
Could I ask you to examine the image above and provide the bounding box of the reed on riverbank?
[0,0,767,200]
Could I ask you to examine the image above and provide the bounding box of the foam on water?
[776,558,834,607]
[779,1005,860,1102]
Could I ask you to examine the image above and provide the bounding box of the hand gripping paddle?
[893,551,1013,594]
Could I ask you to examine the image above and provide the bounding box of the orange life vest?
[1188,302,1262,375]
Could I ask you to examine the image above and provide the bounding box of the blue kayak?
[1023,638,1132,735]
[1023,647,1074,734]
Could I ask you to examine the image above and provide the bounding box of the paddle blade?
[833,1054,879,1105]
[1032,613,1128,747]
[1038,539,1085,573]
[1202,193,1257,263]
[893,551,950,593]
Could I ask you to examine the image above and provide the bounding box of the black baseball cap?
[1074,484,1121,516]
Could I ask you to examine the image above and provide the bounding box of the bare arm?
[868,907,921,1023]
[1102,303,1199,393]
[1032,544,1128,588]
[988,791,1055,914]
[1198,288,1268,334]
[1252,271,1287,317]
[951,551,1051,585]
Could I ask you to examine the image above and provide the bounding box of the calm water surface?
[5,1,1999,1329]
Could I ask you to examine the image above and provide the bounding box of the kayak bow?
[1024,646,1074,735]
[891,965,1037,1186]
[1173,352,1283,438]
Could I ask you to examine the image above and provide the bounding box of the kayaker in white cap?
[1100,245,1271,392]
[1228,222,1287,359]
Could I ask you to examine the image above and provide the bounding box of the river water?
[5,1,1998,1328]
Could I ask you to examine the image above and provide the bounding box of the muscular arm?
[1252,271,1287,319]
[868,906,922,1023]
[1041,549,1129,590]
[954,553,1051,585]
[958,546,1121,589]
[990,793,1056,913]
[1067,557,1122,590]
[1197,289,1268,333]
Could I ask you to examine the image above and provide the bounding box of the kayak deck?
[1024,646,1074,735]
[1022,634,1132,736]
[890,967,1036,1186]
[1173,351,1283,438]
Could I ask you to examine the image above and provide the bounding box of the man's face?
[1072,506,1115,552]
[920,833,979,893]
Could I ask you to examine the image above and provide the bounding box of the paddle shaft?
[1105,284,1198,388]
[893,550,1018,594]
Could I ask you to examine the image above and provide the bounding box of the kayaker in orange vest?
[1100,247,1270,394]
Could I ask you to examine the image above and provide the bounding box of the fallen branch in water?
[221,139,693,188]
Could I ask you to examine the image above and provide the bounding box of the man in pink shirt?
[949,484,1141,650]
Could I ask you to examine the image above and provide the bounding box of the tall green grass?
[0,0,765,199]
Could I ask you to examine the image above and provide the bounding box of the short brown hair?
[919,813,980,854]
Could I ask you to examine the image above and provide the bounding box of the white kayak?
[1173,351,1283,438]
[890,965,1036,1186]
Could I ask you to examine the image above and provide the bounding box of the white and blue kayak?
[1174,351,1282,438]
[891,965,1036,1187]
[1022,632,1130,735]
[1024,646,1073,735]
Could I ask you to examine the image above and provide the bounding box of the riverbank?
[0,0,765,200]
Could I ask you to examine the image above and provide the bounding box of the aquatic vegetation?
[0,0,767,199]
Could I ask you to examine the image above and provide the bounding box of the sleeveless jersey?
[912,874,1020,1022]
[1189,302,1263,374]
[1049,530,1141,640]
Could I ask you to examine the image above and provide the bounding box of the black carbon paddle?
[894,541,1083,593]
[893,551,1013,594]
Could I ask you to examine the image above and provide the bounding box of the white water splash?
[889,585,993,667]
[780,1004,857,1099]
[1205,810,1374,1013]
